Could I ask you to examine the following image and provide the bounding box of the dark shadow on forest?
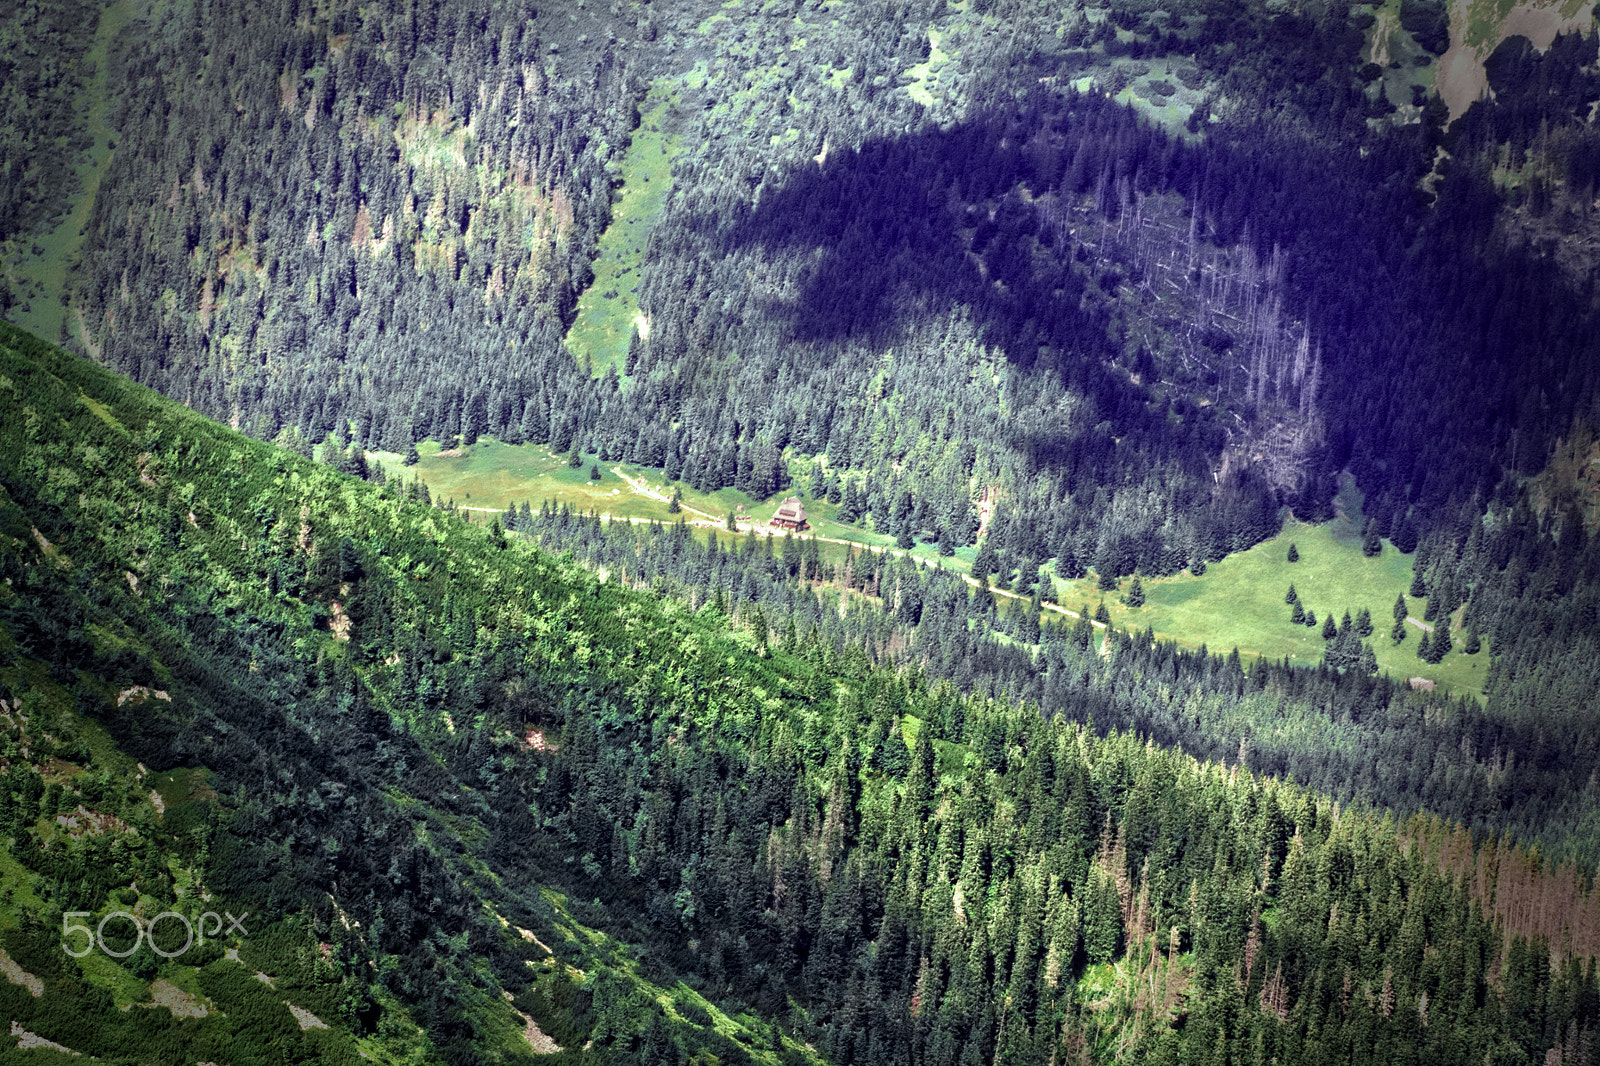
[705,83,1188,376]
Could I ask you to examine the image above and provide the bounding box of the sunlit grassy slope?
[368,442,928,570]
[1055,521,1489,700]
[2,0,132,345]
[564,80,682,378]
[375,440,1486,699]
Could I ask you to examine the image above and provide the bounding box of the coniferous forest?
[4,0,1600,1061]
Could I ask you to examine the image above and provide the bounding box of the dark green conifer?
[972,539,998,581]
[1361,518,1382,557]
[1287,542,1299,562]
[1018,603,1041,644]
[1428,621,1451,662]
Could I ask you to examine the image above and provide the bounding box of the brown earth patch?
[285,1003,327,1030]
[1438,0,1596,119]
[0,948,43,998]
[149,979,210,1019]
[328,601,351,641]
[117,686,171,706]
[55,805,130,837]
[9,1021,75,1053]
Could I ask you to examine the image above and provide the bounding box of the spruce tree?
[403,441,420,466]
[1322,614,1337,640]
[1391,619,1407,643]
[589,462,602,481]
[1304,608,1316,627]
[1464,630,1481,654]
[726,511,737,532]
[837,478,862,523]
[1356,607,1373,638]
[972,539,998,581]
[1428,620,1452,662]
[667,487,682,514]
[1287,542,1299,562]
[567,446,582,468]
[1410,569,1426,598]
[749,604,768,653]
[1286,583,1298,604]
[624,327,642,376]
[1127,575,1145,607]
[1291,601,1306,624]
[1416,630,1431,660]
[1037,567,1057,603]
[1361,517,1382,557]
[1018,604,1041,644]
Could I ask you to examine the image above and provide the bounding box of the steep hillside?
[5,324,1599,1062]
[4,0,1592,615]
[0,321,828,1064]
[1435,0,1596,118]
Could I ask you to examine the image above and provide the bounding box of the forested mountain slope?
[37,0,1598,593]
[5,325,1600,1063]
[69,0,638,450]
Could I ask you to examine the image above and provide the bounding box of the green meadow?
[374,440,1485,699]
[1050,520,1488,700]
[564,80,682,379]
[368,441,930,572]
[2,0,134,345]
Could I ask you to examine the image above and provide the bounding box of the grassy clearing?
[375,442,1486,698]
[371,440,672,519]
[905,27,950,107]
[2,0,133,346]
[368,441,932,574]
[1049,520,1489,700]
[564,80,682,379]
